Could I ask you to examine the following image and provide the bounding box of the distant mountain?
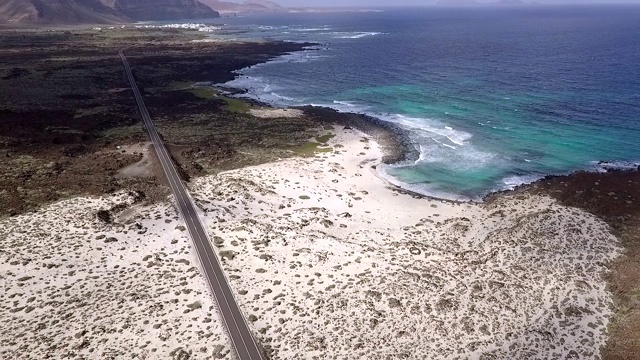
[437,0,529,6]
[103,0,219,21]
[0,0,219,25]
[199,0,285,14]
[242,0,284,11]
[436,0,479,6]
[197,0,239,12]
[491,0,528,6]
[0,0,127,24]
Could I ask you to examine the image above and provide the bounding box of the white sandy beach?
[0,125,621,359]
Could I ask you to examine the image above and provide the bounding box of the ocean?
[210,5,640,200]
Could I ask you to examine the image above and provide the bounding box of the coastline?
[300,105,640,204]
[1,27,638,359]
[220,40,640,204]
[224,90,638,206]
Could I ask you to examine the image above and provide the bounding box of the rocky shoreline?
[1,26,638,359]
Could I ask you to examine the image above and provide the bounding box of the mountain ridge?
[0,0,219,25]
[104,0,219,21]
[0,0,127,24]
[437,0,530,6]
[199,0,286,14]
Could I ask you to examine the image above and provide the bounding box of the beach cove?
[1,116,626,358]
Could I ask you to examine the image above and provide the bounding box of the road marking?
[120,51,265,360]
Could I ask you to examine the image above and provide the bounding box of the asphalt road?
[120,50,266,360]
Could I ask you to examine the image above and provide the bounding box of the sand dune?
[0,125,620,359]
[0,193,230,358]
[191,125,621,359]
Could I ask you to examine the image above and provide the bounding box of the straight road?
[120,50,265,360]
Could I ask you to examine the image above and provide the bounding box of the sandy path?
[115,142,154,178]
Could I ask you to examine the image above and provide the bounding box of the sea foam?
[333,32,384,39]
[501,174,545,189]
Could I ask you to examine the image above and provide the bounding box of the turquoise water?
[213,6,640,200]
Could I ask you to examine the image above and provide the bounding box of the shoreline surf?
[207,8,640,202]
[217,48,639,202]
[217,78,639,203]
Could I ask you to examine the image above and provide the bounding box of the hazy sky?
[274,0,640,7]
